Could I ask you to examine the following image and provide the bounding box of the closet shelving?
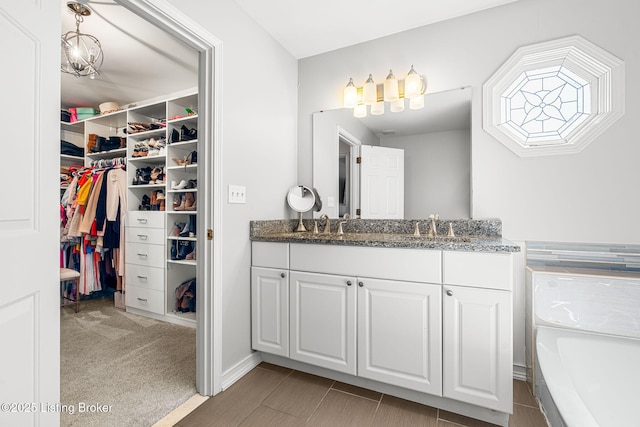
[60,121,85,167]
[60,88,198,327]
[122,90,198,326]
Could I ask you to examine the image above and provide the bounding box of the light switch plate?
[228,185,246,204]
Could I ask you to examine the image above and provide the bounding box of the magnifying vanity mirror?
[312,87,472,220]
[287,185,317,231]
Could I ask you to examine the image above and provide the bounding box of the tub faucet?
[428,214,439,237]
[319,214,331,233]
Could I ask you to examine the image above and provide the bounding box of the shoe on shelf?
[172,156,192,166]
[150,167,164,183]
[185,179,197,189]
[185,192,197,211]
[181,125,197,141]
[172,222,186,236]
[185,246,196,260]
[170,240,178,260]
[173,194,186,211]
[171,128,180,143]
[172,179,188,190]
[176,241,194,260]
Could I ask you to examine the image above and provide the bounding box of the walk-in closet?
[59,1,201,424]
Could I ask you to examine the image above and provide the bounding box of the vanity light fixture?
[343,66,426,117]
[61,2,104,79]
[343,78,358,108]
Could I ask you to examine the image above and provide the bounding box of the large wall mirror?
[312,87,472,220]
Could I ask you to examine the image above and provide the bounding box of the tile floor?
[176,363,548,427]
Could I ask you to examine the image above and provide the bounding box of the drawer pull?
[136,218,148,224]
[358,281,364,287]
[346,280,352,286]
[136,275,148,280]
[446,290,453,296]
[137,234,148,240]
[137,253,148,257]
[280,273,286,278]
[137,297,148,302]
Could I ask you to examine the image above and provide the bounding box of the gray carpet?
[61,298,197,426]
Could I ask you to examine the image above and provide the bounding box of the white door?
[359,145,404,218]
[289,271,356,375]
[443,285,513,412]
[0,1,60,426]
[251,267,289,357]
[358,278,442,395]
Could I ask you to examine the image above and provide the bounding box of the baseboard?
[221,352,262,390]
[513,363,527,381]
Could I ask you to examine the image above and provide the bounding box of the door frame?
[337,127,360,218]
[115,0,223,395]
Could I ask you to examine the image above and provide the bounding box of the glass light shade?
[404,65,422,99]
[354,104,367,118]
[371,101,385,115]
[383,69,399,102]
[343,78,357,108]
[409,94,424,110]
[390,98,405,113]
[363,74,377,105]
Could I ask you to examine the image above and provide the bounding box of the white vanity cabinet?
[251,242,290,357]
[250,241,514,418]
[289,271,357,374]
[442,251,513,413]
[357,277,442,394]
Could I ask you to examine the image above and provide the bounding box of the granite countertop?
[250,219,520,253]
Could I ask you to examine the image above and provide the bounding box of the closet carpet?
[60,298,196,427]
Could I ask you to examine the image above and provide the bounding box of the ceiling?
[60,0,198,109]
[234,0,520,59]
[61,0,517,109]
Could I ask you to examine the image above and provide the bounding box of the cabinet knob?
[358,281,364,287]
[346,281,352,286]
[280,273,286,278]
[446,289,453,296]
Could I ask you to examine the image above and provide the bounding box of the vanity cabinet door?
[357,278,442,395]
[289,271,357,375]
[442,285,513,412]
[251,267,289,357]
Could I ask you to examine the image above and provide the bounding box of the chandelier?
[61,2,104,79]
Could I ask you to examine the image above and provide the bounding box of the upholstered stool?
[60,268,81,313]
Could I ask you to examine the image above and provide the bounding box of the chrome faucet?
[428,214,439,237]
[319,214,331,233]
[338,221,347,235]
[413,221,421,236]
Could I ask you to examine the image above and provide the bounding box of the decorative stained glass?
[483,36,624,157]
[500,66,591,146]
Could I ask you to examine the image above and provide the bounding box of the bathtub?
[527,267,640,427]
[536,326,640,427]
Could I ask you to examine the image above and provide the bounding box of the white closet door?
[0,1,60,426]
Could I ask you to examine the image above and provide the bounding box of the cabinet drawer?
[252,242,289,269]
[126,211,164,229]
[126,285,164,314]
[125,264,164,291]
[126,227,165,245]
[290,244,441,283]
[443,251,513,291]
[125,242,165,268]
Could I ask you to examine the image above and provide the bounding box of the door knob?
[446,289,453,296]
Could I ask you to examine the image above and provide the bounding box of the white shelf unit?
[60,121,85,168]
[122,91,199,326]
[84,110,128,167]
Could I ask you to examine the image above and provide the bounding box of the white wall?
[380,129,470,219]
[298,0,640,369]
[168,0,298,374]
